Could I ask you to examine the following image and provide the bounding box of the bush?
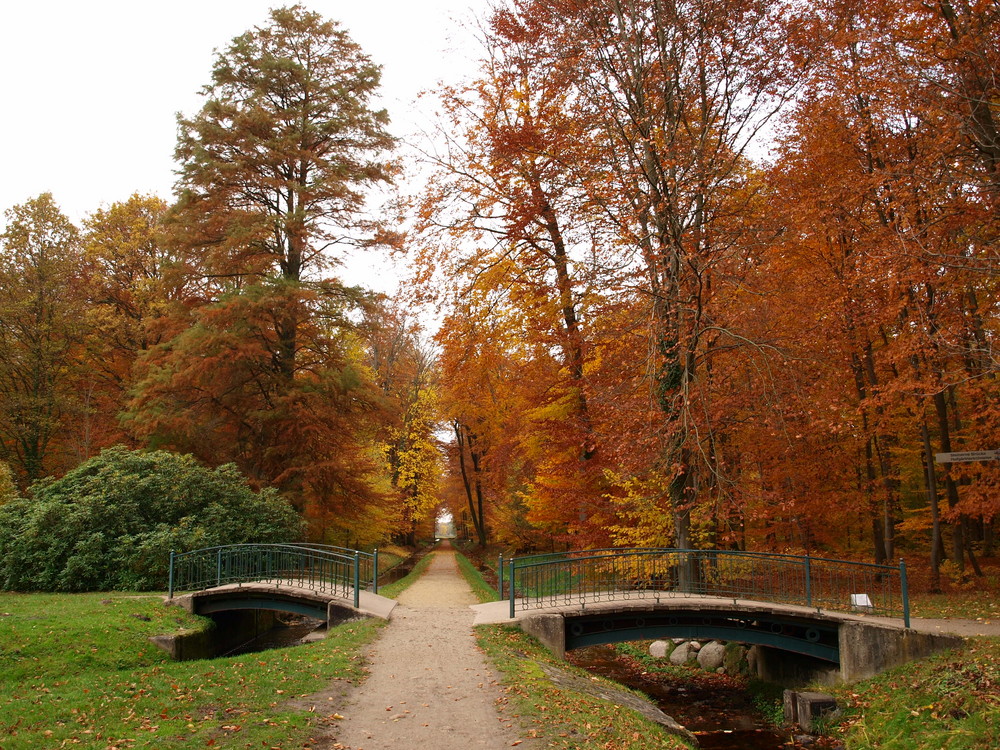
[0,446,302,591]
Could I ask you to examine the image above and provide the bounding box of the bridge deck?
[471,593,906,630]
[471,593,1000,638]
[171,581,397,620]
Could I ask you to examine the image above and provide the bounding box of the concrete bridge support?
[517,611,964,685]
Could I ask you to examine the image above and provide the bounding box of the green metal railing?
[499,548,909,627]
[168,543,378,609]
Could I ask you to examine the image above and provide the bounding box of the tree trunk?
[920,416,942,592]
[454,420,487,547]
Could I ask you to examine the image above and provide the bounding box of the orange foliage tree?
[125,6,400,544]
[418,0,998,579]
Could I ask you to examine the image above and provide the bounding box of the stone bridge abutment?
[481,599,962,685]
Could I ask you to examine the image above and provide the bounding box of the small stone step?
[783,689,839,730]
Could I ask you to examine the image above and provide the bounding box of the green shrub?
[0,446,302,591]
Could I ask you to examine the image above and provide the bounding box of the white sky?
[0,0,486,291]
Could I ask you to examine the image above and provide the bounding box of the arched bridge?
[474,548,961,683]
[167,543,396,622]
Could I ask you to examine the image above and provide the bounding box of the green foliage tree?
[0,446,302,592]
[0,194,86,484]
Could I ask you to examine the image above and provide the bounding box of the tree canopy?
[0,1,996,587]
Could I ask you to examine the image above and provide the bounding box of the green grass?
[475,625,694,749]
[454,551,500,603]
[910,590,1000,622]
[0,591,382,749]
[377,550,434,599]
[827,637,1000,749]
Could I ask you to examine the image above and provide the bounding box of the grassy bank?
[0,545,441,748]
[826,636,1000,749]
[454,550,500,603]
[0,592,381,749]
[477,625,693,749]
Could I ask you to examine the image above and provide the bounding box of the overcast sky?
[0,0,485,289]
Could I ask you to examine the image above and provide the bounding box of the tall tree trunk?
[920,415,942,592]
[933,390,983,576]
[454,420,487,547]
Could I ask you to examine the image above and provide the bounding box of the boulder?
[697,640,727,671]
[649,640,670,659]
[669,641,697,665]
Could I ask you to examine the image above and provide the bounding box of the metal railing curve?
[498,547,909,627]
[168,543,379,609]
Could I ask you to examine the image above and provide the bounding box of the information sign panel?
[934,450,1000,464]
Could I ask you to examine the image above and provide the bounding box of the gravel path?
[327,547,525,750]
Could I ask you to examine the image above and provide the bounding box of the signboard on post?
[934,450,1000,464]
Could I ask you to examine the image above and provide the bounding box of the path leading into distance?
[327,547,525,750]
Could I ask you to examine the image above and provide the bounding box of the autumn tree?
[0,460,17,505]
[419,0,806,561]
[127,5,398,540]
[416,9,616,543]
[751,0,999,580]
[434,294,531,548]
[364,303,443,544]
[72,193,188,456]
[0,194,87,484]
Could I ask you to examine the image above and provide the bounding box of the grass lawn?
[0,592,382,749]
[476,625,694,749]
[0,544,446,749]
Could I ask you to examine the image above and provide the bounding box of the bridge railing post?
[804,553,812,608]
[373,548,379,594]
[508,558,516,619]
[498,553,504,599]
[353,551,361,609]
[900,558,910,628]
[168,550,175,598]
[216,548,222,587]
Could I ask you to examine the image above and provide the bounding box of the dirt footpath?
[327,548,525,750]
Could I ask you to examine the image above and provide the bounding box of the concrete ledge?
[519,614,566,659]
[839,622,964,682]
[167,583,397,621]
[150,627,215,661]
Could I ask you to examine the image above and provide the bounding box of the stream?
[221,615,326,657]
[567,645,843,750]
